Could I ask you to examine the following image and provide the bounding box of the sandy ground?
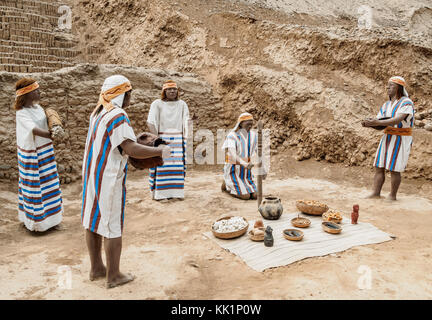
[1,159,432,300]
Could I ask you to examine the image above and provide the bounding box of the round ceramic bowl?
[322,221,342,234]
[212,216,249,239]
[291,217,311,228]
[248,227,265,242]
[322,210,343,224]
[283,229,304,241]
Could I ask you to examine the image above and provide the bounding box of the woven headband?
[16,82,39,97]
[238,114,253,122]
[92,81,132,115]
[162,82,178,90]
[101,81,132,102]
[389,77,406,87]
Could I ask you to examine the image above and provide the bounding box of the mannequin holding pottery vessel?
[361,76,415,201]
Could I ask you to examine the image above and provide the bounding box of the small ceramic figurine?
[254,219,264,229]
[351,204,359,224]
[264,226,274,247]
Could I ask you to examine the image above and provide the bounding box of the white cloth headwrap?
[101,75,130,108]
[222,112,254,150]
[233,112,254,132]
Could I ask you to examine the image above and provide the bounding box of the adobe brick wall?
[0,0,79,73]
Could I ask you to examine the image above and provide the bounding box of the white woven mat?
[204,213,393,272]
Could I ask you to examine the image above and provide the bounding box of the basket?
[322,222,342,234]
[291,217,311,228]
[248,227,265,241]
[322,210,343,224]
[283,229,304,241]
[212,216,249,240]
[296,200,328,216]
[45,108,62,129]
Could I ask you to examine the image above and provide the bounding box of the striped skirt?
[223,163,257,196]
[374,133,412,173]
[149,132,186,200]
[17,142,63,231]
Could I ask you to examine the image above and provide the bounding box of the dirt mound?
[409,6,432,36]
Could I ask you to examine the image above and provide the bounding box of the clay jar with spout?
[258,196,283,220]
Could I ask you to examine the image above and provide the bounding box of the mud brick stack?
[0,0,79,73]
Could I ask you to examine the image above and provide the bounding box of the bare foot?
[221,181,227,192]
[89,266,106,281]
[386,195,397,201]
[221,182,231,195]
[234,194,251,200]
[365,194,382,199]
[106,273,135,289]
[52,223,66,231]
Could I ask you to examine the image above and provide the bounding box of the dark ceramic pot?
[258,196,283,220]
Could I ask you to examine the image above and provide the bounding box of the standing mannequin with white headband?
[362,76,415,200]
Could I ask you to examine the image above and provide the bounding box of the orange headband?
[238,114,253,122]
[93,81,132,115]
[101,82,132,102]
[389,77,406,87]
[162,82,178,90]
[16,82,39,97]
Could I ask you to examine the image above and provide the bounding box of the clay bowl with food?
[283,229,304,241]
[248,227,265,241]
[296,200,329,216]
[322,210,343,224]
[322,221,342,234]
[291,217,311,228]
[212,215,249,240]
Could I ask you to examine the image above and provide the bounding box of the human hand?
[362,119,378,127]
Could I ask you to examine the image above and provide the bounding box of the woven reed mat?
[204,213,393,272]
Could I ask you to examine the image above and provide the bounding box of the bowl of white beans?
[212,215,249,239]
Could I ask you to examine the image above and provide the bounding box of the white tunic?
[16,104,63,232]
[147,99,189,200]
[81,107,136,238]
[374,97,415,172]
